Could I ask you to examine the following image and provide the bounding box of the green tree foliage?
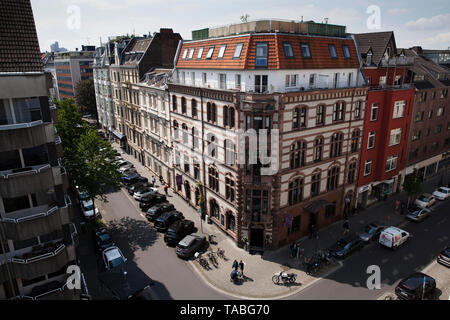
[403,169,422,205]
[74,78,97,122]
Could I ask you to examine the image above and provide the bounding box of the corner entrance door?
[250,228,264,248]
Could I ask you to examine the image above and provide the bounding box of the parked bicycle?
[216,248,226,259]
[195,252,211,270]
[207,251,219,268]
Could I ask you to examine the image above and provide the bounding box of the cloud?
[405,13,450,30]
[387,8,410,15]
[418,31,450,48]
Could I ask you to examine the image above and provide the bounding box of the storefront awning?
[112,130,125,141]
[303,199,332,215]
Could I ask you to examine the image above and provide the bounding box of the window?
[194,162,200,180]
[202,72,207,84]
[219,73,226,89]
[412,130,421,141]
[434,124,442,134]
[197,47,204,59]
[225,176,235,202]
[370,103,378,121]
[327,166,340,191]
[309,74,316,87]
[181,71,185,84]
[431,141,439,151]
[192,127,199,149]
[426,128,430,136]
[235,74,241,88]
[285,74,297,88]
[330,132,344,158]
[364,160,372,176]
[301,43,311,58]
[254,75,268,93]
[223,106,229,126]
[316,105,325,125]
[181,97,187,114]
[210,199,219,218]
[191,99,198,117]
[347,73,353,87]
[288,215,301,234]
[385,155,398,172]
[182,48,188,59]
[206,46,214,59]
[393,100,405,118]
[437,107,444,117]
[368,132,375,149]
[188,48,195,59]
[207,102,217,123]
[293,107,307,129]
[172,95,177,111]
[225,140,235,165]
[342,45,350,59]
[348,162,357,184]
[229,107,235,128]
[191,72,195,85]
[12,98,42,123]
[208,167,219,192]
[207,134,217,158]
[313,137,323,162]
[233,43,244,58]
[409,149,419,160]
[184,155,190,173]
[328,44,337,58]
[351,130,360,152]
[217,44,226,59]
[366,52,372,65]
[182,123,188,144]
[288,178,304,205]
[311,172,321,197]
[283,42,294,58]
[290,141,306,169]
[333,102,345,121]
[255,43,268,68]
[333,73,339,88]
[415,111,424,122]
[428,110,433,119]
[355,101,361,119]
[389,128,402,146]
[173,120,179,140]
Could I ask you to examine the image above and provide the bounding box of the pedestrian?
[345,196,350,209]
[151,176,156,187]
[232,259,239,271]
[289,242,295,258]
[239,260,245,276]
[159,175,164,184]
[343,221,350,235]
[164,184,169,196]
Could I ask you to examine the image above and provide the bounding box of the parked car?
[77,190,90,202]
[102,246,127,270]
[176,233,207,259]
[116,160,133,168]
[133,187,158,201]
[379,227,411,250]
[395,273,436,300]
[414,193,436,208]
[128,182,152,196]
[94,228,115,253]
[437,246,450,267]
[81,199,99,220]
[122,173,147,186]
[154,211,184,233]
[328,234,365,259]
[406,206,431,222]
[120,166,136,175]
[139,194,167,212]
[432,186,450,200]
[358,222,386,242]
[146,202,175,221]
[164,219,196,246]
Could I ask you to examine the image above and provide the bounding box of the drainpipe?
[200,89,207,221]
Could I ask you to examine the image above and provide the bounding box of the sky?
[30,0,450,52]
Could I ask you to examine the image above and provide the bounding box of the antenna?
[324,18,329,24]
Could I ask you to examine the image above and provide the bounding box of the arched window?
[184,181,191,200]
[208,167,219,192]
[351,130,360,153]
[207,102,211,121]
[327,165,340,191]
[181,97,187,114]
[229,107,235,128]
[191,99,198,117]
[293,106,307,129]
[172,95,177,111]
[330,132,344,158]
[224,139,235,165]
[317,105,325,125]
[313,137,324,162]
[347,161,357,184]
[226,211,236,232]
[182,123,188,144]
[225,174,235,202]
[288,177,304,205]
[311,170,321,197]
[195,188,200,206]
[207,134,217,158]
[192,127,199,149]
[173,120,179,140]
[290,140,306,169]
[211,103,217,123]
[223,106,229,126]
[209,198,219,218]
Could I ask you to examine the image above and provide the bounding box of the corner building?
[169,20,368,250]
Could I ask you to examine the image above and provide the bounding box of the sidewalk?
[111,142,446,299]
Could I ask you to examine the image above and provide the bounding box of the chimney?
[411,46,423,54]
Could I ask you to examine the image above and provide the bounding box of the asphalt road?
[287,199,450,300]
[97,188,235,300]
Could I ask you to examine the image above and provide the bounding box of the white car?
[414,193,436,208]
[116,160,133,168]
[120,167,137,176]
[432,187,450,200]
[379,227,411,250]
[102,246,127,270]
[133,187,158,201]
[118,164,135,174]
[81,199,99,220]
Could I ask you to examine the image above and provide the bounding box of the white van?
[379,227,411,249]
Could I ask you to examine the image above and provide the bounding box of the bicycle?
[216,248,226,260]
[198,256,210,270]
[207,251,219,268]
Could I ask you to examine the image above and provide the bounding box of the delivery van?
[378,226,411,250]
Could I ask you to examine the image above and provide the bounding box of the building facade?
[169,20,368,249]
[0,0,78,300]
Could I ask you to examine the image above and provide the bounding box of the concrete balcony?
[0,196,72,241]
[21,282,81,300]
[0,121,56,153]
[0,164,63,198]
[50,105,58,124]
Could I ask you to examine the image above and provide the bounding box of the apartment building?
[0,0,78,300]
[54,46,95,100]
[42,52,59,100]
[169,20,368,249]
[354,32,415,208]
[110,29,182,162]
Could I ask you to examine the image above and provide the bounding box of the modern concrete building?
[0,0,79,300]
[42,52,59,100]
[54,46,95,100]
[169,19,368,250]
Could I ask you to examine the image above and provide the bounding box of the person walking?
[151,176,156,187]
[232,259,239,271]
[343,220,350,235]
[164,184,169,196]
[239,260,245,276]
[290,242,296,258]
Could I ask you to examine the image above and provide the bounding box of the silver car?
[414,193,436,208]
[102,246,127,270]
[406,207,431,222]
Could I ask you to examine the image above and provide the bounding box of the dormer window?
[283,42,294,58]
[342,45,350,59]
[301,43,311,58]
[206,46,214,59]
[233,43,244,58]
[366,51,373,65]
[197,47,204,59]
[217,45,226,59]
[182,48,188,59]
[255,42,268,68]
[188,48,195,59]
[328,44,337,59]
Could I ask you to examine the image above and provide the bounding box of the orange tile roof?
[176,34,359,70]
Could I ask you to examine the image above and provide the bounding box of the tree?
[75,78,98,124]
[403,169,422,207]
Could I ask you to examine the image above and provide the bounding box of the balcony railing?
[380,56,415,66]
[1,204,58,224]
[10,241,65,264]
[0,163,51,179]
[0,120,43,131]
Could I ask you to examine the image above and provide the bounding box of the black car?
[176,233,207,259]
[154,211,184,232]
[395,273,436,300]
[122,173,148,187]
[328,234,365,259]
[94,227,115,253]
[437,246,450,267]
[358,222,386,242]
[164,219,196,246]
[139,194,167,212]
[145,202,175,221]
